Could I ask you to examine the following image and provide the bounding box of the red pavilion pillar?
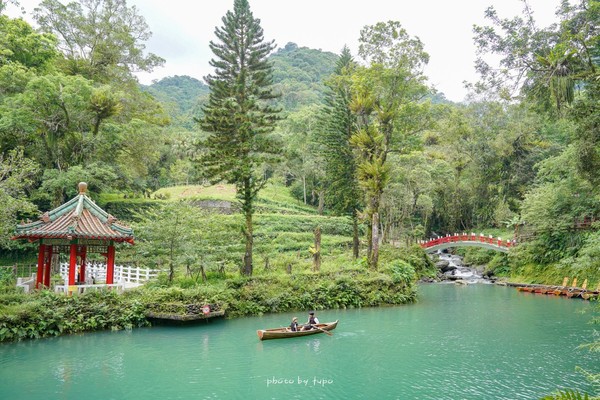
[79,246,87,283]
[106,244,115,284]
[36,244,46,289]
[43,246,53,288]
[68,243,77,286]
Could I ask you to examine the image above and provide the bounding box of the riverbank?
[0,248,432,342]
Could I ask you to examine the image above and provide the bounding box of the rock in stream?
[430,251,493,284]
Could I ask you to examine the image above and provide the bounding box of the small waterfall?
[434,251,490,284]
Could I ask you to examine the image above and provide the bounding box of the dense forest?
[0,0,598,285]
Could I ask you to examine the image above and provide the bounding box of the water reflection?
[306,338,321,353]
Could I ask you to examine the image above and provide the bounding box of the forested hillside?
[141,75,209,127]
[143,42,338,122]
[269,42,338,111]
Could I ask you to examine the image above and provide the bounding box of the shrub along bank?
[141,263,418,319]
[0,246,433,342]
[0,290,149,342]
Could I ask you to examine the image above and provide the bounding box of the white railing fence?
[58,262,160,285]
[54,283,124,295]
[16,274,36,293]
[115,265,160,284]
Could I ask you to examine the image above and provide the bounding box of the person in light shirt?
[302,311,319,331]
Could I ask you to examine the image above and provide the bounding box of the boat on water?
[582,290,599,300]
[257,320,338,340]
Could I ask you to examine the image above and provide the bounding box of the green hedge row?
[0,290,149,342]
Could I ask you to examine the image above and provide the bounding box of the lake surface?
[0,284,596,399]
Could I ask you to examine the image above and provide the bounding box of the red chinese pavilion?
[13,182,134,289]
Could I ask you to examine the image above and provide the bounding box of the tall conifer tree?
[200,0,280,276]
[320,46,362,259]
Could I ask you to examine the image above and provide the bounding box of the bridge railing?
[420,233,516,250]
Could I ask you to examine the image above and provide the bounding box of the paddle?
[311,324,333,336]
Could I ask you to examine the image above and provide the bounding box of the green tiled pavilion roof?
[13,183,134,243]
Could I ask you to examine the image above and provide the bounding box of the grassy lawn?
[152,182,316,215]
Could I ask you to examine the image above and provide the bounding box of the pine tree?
[200,0,281,276]
[319,46,362,259]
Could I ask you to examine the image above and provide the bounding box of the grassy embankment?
[0,182,435,342]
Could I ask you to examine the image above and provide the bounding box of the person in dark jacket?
[302,311,319,331]
[289,317,299,332]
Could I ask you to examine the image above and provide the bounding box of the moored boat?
[581,282,599,300]
[516,285,536,292]
[257,320,338,340]
[582,291,599,301]
[554,277,578,296]
[540,277,570,295]
[566,279,588,298]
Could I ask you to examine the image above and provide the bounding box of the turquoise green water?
[0,284,596,400]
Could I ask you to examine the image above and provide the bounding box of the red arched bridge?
[420,233,516,253]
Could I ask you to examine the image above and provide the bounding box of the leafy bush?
[462,247,496,266]
[384,259,416,286]
[540,390,590,400]
[486,253,511,276]
[0,291,149,342]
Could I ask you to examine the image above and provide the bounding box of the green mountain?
[144,43,339,120]
[142,75,209,125]
[269,42,339,111]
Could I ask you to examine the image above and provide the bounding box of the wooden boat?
[539,277,570,294]
[517,285,537,293]
[146,310,225,322]
[257,320,338,341]
[582,282,600,300]
[554,277,578,296]
[582,291,599,301]
[566,279,588,298]
[145,303,225,322]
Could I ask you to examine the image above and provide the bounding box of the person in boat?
[302,311,319,331]
[289,317,299,332]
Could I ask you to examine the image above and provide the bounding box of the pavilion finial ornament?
[40,212,50,223]
[78,182,88,194]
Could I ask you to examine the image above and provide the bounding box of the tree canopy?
[33,0,164,83]
[200,0,281,276]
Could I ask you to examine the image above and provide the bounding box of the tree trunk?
[201,264,207,283]
[381,217,387,244]
[168,262,174,283]
[169,217,176,282]
[313,226,321,272]
[303,175,307,204]
[92,116,101,137]
[243,209,253,276]
[366,215,373,262]
[370,211,380,270]
[352,212,360,259]
[242,177,254,276]
[317,190,324,215]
